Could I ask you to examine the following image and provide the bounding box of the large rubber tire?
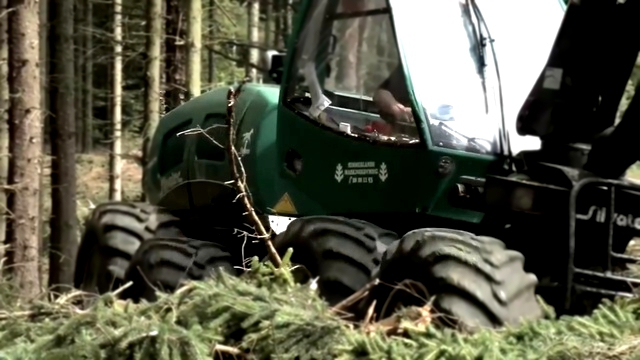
[371,228,543,330]
[73,202,183,295]
[273,216,399,306]
[122,236,235,302]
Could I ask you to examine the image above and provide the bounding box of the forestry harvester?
[74,0,640,329]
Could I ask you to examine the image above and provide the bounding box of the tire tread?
[274,216,399,305]
[73,202,182,293]
[123,236,235,301]
[373,228,542,329]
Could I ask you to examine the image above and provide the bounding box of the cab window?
[285,0,420,145]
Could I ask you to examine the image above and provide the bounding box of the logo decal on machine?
[239,129,254,157]
[334,162,388,184]
[577,205,640,230]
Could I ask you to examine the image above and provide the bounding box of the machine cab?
[278,0,506,156]
[261,0,505,221]
[263,0,563,221]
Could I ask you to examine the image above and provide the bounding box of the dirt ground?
[75,152,143,204]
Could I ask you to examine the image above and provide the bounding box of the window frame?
[158,119,193,175]
[280,0,425,148]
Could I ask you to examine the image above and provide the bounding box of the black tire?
[122,236,235,302]
[73,202,183,295]
[371,228,543,330]
[273,216,399,306]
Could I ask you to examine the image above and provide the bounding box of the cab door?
[271,0,441,217]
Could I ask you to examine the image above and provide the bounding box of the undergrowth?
[1,254,640,360]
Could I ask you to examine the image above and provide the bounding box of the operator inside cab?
[372,64,455,144]
[286,0,496,151]
[373,65,414,129]
[372,63,454,142]
[366,0,497,153]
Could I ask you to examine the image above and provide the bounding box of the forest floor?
[75,151,143,204]
[2,259,640,359]
[74,136,145,205]
[38,152,142,237]
[42,137,144,231]
[34,141,144,284]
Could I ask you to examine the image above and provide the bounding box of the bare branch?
[0,7,14,20]
[174,85,281,267]
[177,124,227,148]
[212,344,247,358]
[226,81,282,267]
[330,279,379,314]
[206,46,268,73]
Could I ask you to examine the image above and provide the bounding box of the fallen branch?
[213,343,248,358]
[362,305,433,337]
[226,81,282,268]
[330,279,379,314]
[0,306,87,321]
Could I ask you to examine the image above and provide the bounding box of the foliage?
[2,255,640,359]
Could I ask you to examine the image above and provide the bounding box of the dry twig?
[226,80,282,267]
[213,343,248,358]
[330,279,379,314]
[363,299,377,325]
[362,305,432,336]
[0,306,86,321]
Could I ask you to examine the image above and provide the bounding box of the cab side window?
[285,0,420,145]
[325,1,398,102]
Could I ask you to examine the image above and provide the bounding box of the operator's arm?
[374,65,411,122]
[374,65,401,116]
[373,88,398,114]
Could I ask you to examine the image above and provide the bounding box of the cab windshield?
[284,0,502,154]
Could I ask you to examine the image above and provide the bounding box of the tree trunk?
[48,0,78,290]
[109,0,122,201]
[37,0,47,286]
[0,0,9,258]
[39,0,48,151]
[164,0,186,111]
[330,1,365,93]
[283,0,292,47]
[82,0,92,152]
[273,0,280,48]
[207,0,215,85]
[334,18,360,93]
[186,0,201,98]
[246,0,259,82]
[264,0,272,49]
[74,0,84,153]
[6,0,42,298]
[143,0,162,166]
